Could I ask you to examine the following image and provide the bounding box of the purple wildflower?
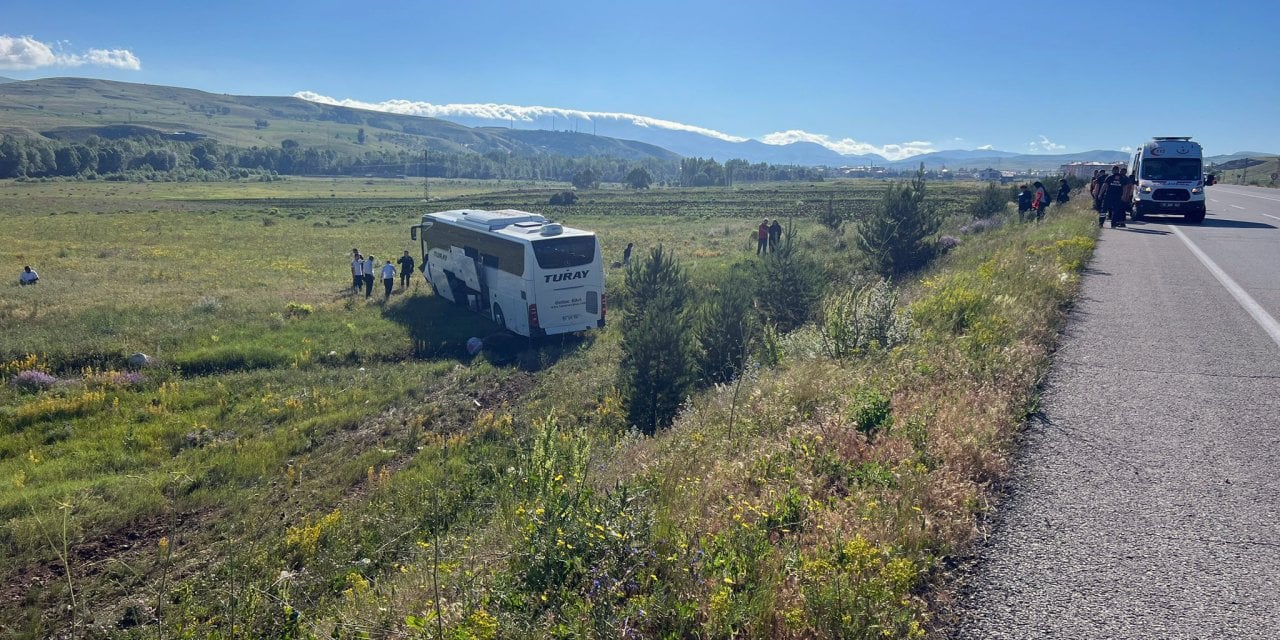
[11,370,56,392]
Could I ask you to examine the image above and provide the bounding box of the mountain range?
[0,76,1266,172]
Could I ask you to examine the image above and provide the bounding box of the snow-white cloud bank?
[296,91,935,161]
[759,130,934,160]
[0,35,141,70]
[295,91,749,143]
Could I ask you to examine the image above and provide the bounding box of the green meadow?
[0,177,1096,638]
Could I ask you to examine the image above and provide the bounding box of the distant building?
[976,168,1002,181]
[1060,162,1114,178]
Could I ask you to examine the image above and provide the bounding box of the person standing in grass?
[622,242,633,267]
[756,219,769,255]
[19,265,39,286]
[1057,178,1071,204]
[397,250,415,288]
[1017,185,1033,222]
[1032,181,1049,222]
[363,254,375,298]
[351,249,364,292]
[381,259,396,300]
[769,219,783,252]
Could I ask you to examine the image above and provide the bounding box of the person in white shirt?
[19,265,39,286]
[380,260,397,299]
[363,255,375,298]
[350,249,363,291]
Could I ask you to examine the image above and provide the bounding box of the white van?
[1128,137,1206,223]
[411,209,605,337]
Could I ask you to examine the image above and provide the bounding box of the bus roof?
[422,209,595,242]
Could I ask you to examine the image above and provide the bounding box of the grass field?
[0,176,1095,638]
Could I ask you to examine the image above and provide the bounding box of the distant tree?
[625,167,652,189]
[619,245,695,434]
[694,269,758,385]
[255,119,270,129]
[968,181,1008,219]
[281,139,300,151]
[357,128,366,145]
[817,193,846,231]
[571,168,599,190]
[856,163,942,277]
[753,224,825,331]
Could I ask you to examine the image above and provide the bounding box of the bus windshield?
[532,236,596,269]
[1141,158,1202,181]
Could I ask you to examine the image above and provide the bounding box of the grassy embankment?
[0,178,1095,638]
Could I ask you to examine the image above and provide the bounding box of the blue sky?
[2,0,1277,158]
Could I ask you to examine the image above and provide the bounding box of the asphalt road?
[949,185,1280,639]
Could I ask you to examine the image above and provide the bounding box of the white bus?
[410,209,605,337]
[1128,137,1206,223]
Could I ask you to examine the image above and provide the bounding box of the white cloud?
[294,91,749,143]
[976,144,994,150]
[1028,134,1066,153]
[1119,145,1133,152]
[758,130,935,161]
[0,35,141,70]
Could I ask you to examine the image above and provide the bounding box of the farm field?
[1,176,1096,638]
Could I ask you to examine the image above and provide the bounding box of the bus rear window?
[1141,158,1201,181]
[533,236,596,269]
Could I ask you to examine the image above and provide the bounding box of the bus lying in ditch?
[410,209,604,337]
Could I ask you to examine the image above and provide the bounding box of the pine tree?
[619,246,695,434]
[856,163,942,277]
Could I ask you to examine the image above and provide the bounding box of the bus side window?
[464,246,479,260]
[480,253,500,270]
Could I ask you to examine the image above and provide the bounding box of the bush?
[855,165,942,277]
[820,279,912,359]
[694,269,759,385]
[753,225,824,332]
[847,387,892,440]
[968,181,1009,219]
[549,191,578,206]
[619,245,695,434]
[284,302,314,318]
[11,370,57,393]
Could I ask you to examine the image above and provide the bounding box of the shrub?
[11,370,57,392]
[855,164,942,277]
[549,191,578,206]
[753,225,824,332]
[968,181,1009,219]
[619,245,696,434]
[820,279,912,359]
[847,387,892,440]
[694,269,759,385]
[284,302,314,318]
[192,296,222,313]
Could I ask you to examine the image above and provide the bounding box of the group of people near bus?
[350,248,416,300]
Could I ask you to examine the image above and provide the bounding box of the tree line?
[0,133,832,186]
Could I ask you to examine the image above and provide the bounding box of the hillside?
[0,77,678,162]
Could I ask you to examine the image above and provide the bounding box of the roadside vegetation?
[0,176,1096,638]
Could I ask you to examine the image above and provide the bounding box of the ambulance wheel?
[1186,211,1205,224]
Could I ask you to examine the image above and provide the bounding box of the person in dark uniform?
[397,250,415,288]
[1056,178,1071,204]
[1017,185,1033,222]
[768,219,783,252]
[1102,165,1128,228]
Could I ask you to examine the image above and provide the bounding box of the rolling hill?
[0,77,679,162]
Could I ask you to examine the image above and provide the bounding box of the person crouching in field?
[19,265,39,286]
[1017,185,1033,222]
[381,259,396,299]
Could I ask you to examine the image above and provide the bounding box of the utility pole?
[1242,158,1248,185]
[422,151,430,201]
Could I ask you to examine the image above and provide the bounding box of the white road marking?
[1209,199,1219,203]
[1215,188,1280,203]
[1231,204,1246,209]
[1169,225,1280,351]
[1262,213,1280,222]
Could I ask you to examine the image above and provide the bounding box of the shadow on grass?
[382,293,590,370]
